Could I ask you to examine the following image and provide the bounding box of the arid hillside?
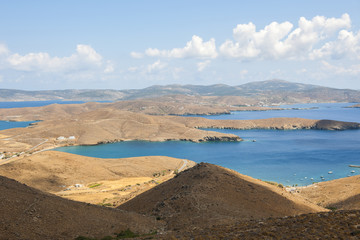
[0,108,240,154]
[119,163,325,231]
[296,174,360,210]
[0,97,278,121]
[0,151,195,206]
[0,175,161,240]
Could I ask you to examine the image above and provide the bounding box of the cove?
[55,102,360,186]
[56,128,360,186]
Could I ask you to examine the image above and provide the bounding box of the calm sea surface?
[1,101,359,186]
[55,102,360,186]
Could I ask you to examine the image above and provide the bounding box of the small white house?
[68,136,76,140]
[57,136,66,140]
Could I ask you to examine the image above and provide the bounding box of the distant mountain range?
[1,79,360,104]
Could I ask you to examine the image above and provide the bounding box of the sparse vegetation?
[116,229,139,238]
[74,229,157,240]
[88,183,102,188]
[264,180,284,188]
[326,206,337,211]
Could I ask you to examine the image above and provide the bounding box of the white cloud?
[147,60,167,73]
[310,30,360,60]
[220,13,353,60]
[130,52,144,58]
[322,61,360,75]
[5,44,111,73]
[197,60,211,72]
[0,44,9,55]
[143,35,217,59]
[104,60,114,73]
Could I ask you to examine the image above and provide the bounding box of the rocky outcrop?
[346,104,360,108]
[313,120,360,130]
[170,117,360,131]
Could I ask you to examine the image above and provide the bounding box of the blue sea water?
[0,120,38,130]
[55,102,360,186]
[0,100,85,109]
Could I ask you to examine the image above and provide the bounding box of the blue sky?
[0,0,359,90]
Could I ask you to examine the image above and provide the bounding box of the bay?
[56,102,360,186]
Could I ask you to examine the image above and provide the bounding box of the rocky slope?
[119,163,325,231]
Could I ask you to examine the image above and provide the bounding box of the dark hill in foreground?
[119,163,324,231]
[161,210,360,239]
[0,175,160,240]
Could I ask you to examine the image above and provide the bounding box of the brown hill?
[119,163,325,231]
[297,174,360,210]
[0,151,195,206]
[0,175,161,240]
[0,151,194,192]
[0,109,240,154]
[0,97,272,122]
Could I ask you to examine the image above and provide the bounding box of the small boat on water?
[328,171,333,174]
[351,170,356,173]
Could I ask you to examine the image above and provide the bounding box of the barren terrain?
[119,163,326,231]
[0,151,195,206]
[296,174,360,210]
[1,92,360,239]
[0,175,161,240]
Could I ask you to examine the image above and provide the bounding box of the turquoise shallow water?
[55,103,360,186]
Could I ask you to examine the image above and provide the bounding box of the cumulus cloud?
[197,60,211,72]
[311,30,360,60]
[141,35,217,59]
[147,60,167,73]
[4,44,113,74]
[220,13,353,60]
